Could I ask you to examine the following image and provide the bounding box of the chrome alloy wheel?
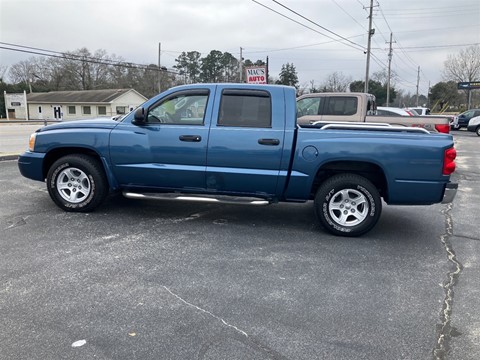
[328,189,369,227]
[56,167,91,203]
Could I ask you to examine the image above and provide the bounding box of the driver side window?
[147,91,209,125]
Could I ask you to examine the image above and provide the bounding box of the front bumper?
[442,183,458,204]
[18,151,46,182]
[467,124,478,132]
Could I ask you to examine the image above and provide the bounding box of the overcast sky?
[1,0,479,94]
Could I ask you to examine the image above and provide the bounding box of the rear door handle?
[258,138,280,146]
[179,135,202,142]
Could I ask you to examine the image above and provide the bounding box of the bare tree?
[7,59,35,88]
[321,71,352,92]
[443,45,480,106]
[371,69,398,87]
[61,48,115,90]
[443,45,480,83]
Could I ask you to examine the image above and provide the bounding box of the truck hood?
[37,118,120,133]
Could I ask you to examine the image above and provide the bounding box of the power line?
[381,4,479,11]
[0,42,177,74]
[380,8,478,16]
[397,43,480,50]
[243,34,366,54]
[251,0,365,52]
[271,0,366,51]
[331,0,367,31]
[373,3,428,88]
[331,0,390,70]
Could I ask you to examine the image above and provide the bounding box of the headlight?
[28,133,37,151]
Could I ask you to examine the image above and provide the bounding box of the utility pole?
[239,47,243,82]
[427,81,431,107]
[364,0,375,93]
[386,32,394,105]
[266,56,269,84]
[415,66,420,107]
[158,42,162,93]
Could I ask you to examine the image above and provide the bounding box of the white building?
[3,91,28,120]
[5,89,147,121]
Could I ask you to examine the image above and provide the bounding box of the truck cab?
[297,92,376,125]
[296,92,450,133]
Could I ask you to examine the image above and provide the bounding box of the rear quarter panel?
[286,129,454,204]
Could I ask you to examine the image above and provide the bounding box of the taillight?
[443,147,456,175]
[435,124,450,134]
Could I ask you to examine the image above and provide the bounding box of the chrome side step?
[123,192,272,206]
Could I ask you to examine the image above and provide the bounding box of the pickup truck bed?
[297,92,451,133]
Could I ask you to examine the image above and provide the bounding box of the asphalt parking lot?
[0,129,479,360]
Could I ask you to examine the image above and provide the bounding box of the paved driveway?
[0,131,478,360]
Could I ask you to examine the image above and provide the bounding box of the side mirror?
[132,107,146,125]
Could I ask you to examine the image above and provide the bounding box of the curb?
[0,153,20,161]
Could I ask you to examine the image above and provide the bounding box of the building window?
[68,106,76,115]
[83,106,91,115]
[38,106,42,114]
[116,106,126,115]
[98,106,107,115]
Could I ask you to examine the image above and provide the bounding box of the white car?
[407,107,431,116]
[467,115,480,136]
[376,107,414,116]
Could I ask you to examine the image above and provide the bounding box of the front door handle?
[258,138,280,146]
[179,135,202,142]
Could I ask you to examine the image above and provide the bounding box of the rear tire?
[47,154,108,212]
[314,174,382,237]
[476,126,480,136]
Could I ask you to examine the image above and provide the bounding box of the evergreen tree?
[276,63,298,88]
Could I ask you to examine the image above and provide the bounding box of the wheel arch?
[42,147,115,190]
[311,160,389,201]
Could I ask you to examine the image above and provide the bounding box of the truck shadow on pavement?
[98,194,435,244]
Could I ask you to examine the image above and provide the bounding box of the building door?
[7,109,16,120]
[53,106,62,120]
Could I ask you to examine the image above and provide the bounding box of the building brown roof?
[27,89,144,103]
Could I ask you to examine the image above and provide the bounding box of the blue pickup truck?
[18,84,457,236]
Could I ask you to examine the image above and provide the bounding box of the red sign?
[246,67,267,84]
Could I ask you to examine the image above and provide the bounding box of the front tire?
[47,155,108,212]
[314,174,382,237]
[476,126,480,136]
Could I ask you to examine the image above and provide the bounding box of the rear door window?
[323,97,358,116]
[218,89,271,128]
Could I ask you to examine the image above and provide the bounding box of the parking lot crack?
[432,203,464,359]
[4,216,27,230]
[162,286,249,338]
